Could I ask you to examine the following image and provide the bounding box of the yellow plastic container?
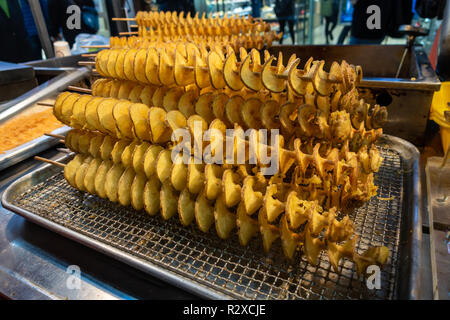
[430,81,450,154]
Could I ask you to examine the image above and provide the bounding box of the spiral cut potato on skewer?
[88,78,386,148]
[63,35,392,278]
[63,127,380,214]
[93,45,366,95]
[132,11,272,35]
[55,91,383,180]
[61,140,389,276]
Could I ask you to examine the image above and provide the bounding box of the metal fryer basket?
[1,135,422,300]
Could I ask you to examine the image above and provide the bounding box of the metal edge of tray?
[0,126,71,172]
[377,135,422,300]
[1,135,423,300]
[0,154,230,300]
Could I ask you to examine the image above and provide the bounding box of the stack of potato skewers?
[46,14,390,277]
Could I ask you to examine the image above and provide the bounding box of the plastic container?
[430,81,450,154]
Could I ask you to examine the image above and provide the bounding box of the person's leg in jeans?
[279,19,286,44]
[287,19,295,44]
[329,15,337,41]
[324,17,330,44]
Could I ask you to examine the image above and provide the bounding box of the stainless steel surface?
[27,0,54,59]
[0,126,70,172]
[0,68,90,124]
[1,135,423,300]
[0,152,197,300]
[269,45,441,145]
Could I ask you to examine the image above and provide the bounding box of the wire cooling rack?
[5,146,405,300]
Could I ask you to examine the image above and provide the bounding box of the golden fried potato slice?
[242,176,264,215]
[279,102,297,135]
[280,214,301,260]
[110,139,129,164]
[207,50,226,89]
[105,163,125,203]
[165,110,187,133]
[178,188,195,226]
[211,93,230,125]
[71,95,94,129]
[222,169,241,207]
[64,154,87,188]
[148,107,171,144]
[91,78,107,97]
[144,47,161,85]
[95,49,108,77]
[61,93,81,125]
[187,159,205,194]
[106,49,120,79]
[288,57,314,96]
[236,202,259,246]
[241,98,263,129]
[261,100,281,130]
[204,164,223,201]
[178,89,198,118]
[74,156,92,192]
[139,85,157,107]
[77,131,91,154]
[214,194,236,239]
[124,48,138,82]
[64,129,77,152]
[112,100,134,139]
[87,134,104,158]
[97,98,119,136]
[194,92,215,124]
[115,49,128,80]
[134,48,149,84]
[53,91,72,122]
[94,160,113,198]
[170,154,188,191]
[84,157,102,194]
[132,141,151,174]
[174,47,194,87]
[195,189,214,232]
[118,167,135,206]
[99,135,116,162]
[152,86,170,109]
[160,180,178,220]
[117,81,135,100]
[84,97,104,132]
[163,86,184,112]
[223,51,244,91]
[143,175,161,215]
[121,140,139,168]
[225,95,245,127]
[128,103,152,141]
[240,49,263,92]
[156,149,173,183]
[159,48,175,86]
[194,53,211,88]
[131,173,146,211]
[109,80,121,99]
[143,145,164,178]
[128,84,144,103]
[258,207,280,253]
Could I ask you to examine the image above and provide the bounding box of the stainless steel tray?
[1,135,422,300]
[0,126,70,171]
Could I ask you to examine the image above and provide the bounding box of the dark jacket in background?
[274,0,295,20]
[0,0,33,63]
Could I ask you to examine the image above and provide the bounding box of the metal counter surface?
[0,149,434,300]
[0,148,197,300]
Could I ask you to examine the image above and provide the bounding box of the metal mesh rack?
[6,146,404,300]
